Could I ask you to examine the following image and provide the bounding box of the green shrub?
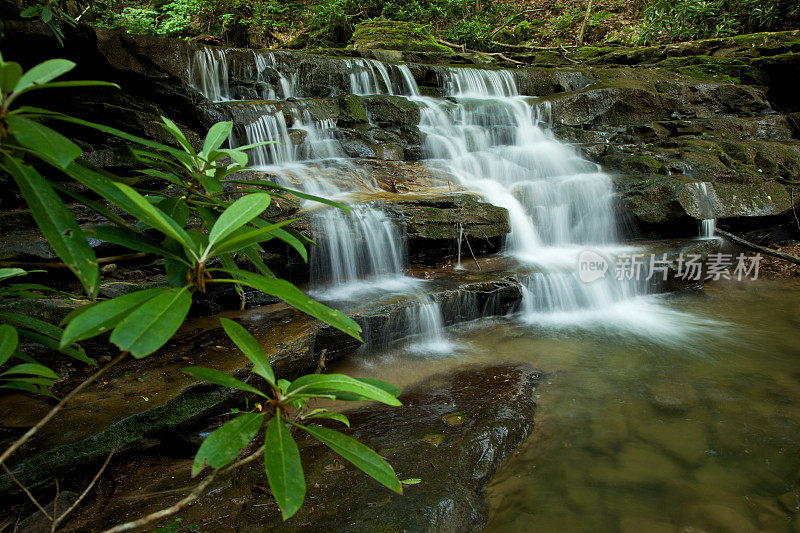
[637,0,800,44]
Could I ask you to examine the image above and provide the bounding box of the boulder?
[353,21,453,53]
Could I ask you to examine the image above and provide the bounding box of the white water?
[192,49,695,346]
[692,182,718,239]
[412,68,689,337]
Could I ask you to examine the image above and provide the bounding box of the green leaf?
[332,378,402,401]
[85,225,186,262]
[0,268,27,282]
[401,478,422,485]
[207,194,271,250]
[6,116,81,168]
[1,156,99,295]
[306,411,350,427]
[192,412,263,476]
[109,287,191,358]
[17,329,94,365]
[156,197,190,227]
[210,220,295,256]
[20,6,40,17]
[219,318,275,385]
[295,424,402,494]
[287,374,401,406]
[182,366,267,397]
[217,148,247,166]
[202,121,233,156]
[0,311,62,340]
[60,163,197,255]
[14,59,75,92]
[41,5,52,22]
[0,363,57,379]
[265,412,305,520]
[159,116,194,154]
[0,62,22,93]
[218,270,362,341]
[222,179,350,213]
[0,325,19,366]
[61,288,167,347]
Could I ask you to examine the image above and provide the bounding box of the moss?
[353,21,453,53]
[3,389,227,494]
[341,94,368,124]
[654,55,748,84]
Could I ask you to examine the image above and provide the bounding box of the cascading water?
[411,68,662,330]
[691,182,718,239]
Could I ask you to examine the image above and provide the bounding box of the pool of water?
[332,278,800,532]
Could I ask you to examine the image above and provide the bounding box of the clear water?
[332,278,800,532]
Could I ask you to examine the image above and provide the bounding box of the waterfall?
[691,182,718,239]
[188,46,297,102]
[403,297,453,354]
[346,59,420,96]
[188,47,229,102]
[411,68,652,324]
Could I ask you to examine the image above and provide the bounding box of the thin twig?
[101,444,266,533]
[490,8,544,38]
[463,234,481,271]
[0,352,128,467]
[792,188,800,232]
[50,479,59,533]
[52,444,118,529]
[1,464,51,521]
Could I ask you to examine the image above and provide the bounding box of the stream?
[331,278,800,532]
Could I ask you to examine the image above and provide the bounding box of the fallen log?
[715,228,800,267]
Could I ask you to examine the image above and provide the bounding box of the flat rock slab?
[69,364,540,532]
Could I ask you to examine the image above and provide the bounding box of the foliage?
[637,0,800,44]
[0,53,402,520]
[185,318,402,519]
[19,0,77,45]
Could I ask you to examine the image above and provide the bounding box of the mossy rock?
[352,21,453,53]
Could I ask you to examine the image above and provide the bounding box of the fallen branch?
[463,234,482,271]
[715,228,800,267]
[102,444,266,533]
[490,8,545,39]
[0,352,128,467]
[436,38,466,53]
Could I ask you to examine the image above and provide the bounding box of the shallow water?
[332,278,800,532]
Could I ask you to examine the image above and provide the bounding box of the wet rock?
[649,380,699,413]
[589,402,628,451]
[636,419,709,466]
[779,491,800,514]
[18,491,79,533]
[685,503,758,533]
[620,516,677,533]
[589,442,683,486]
[70,364,539,532]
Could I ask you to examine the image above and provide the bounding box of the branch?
[490,8,544,39]
[1,463,51,521]
[577,0,594,46]
[101,444,266,533]
[51,444,118,529]
[0,352,128,467]
[716,228,800,266]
